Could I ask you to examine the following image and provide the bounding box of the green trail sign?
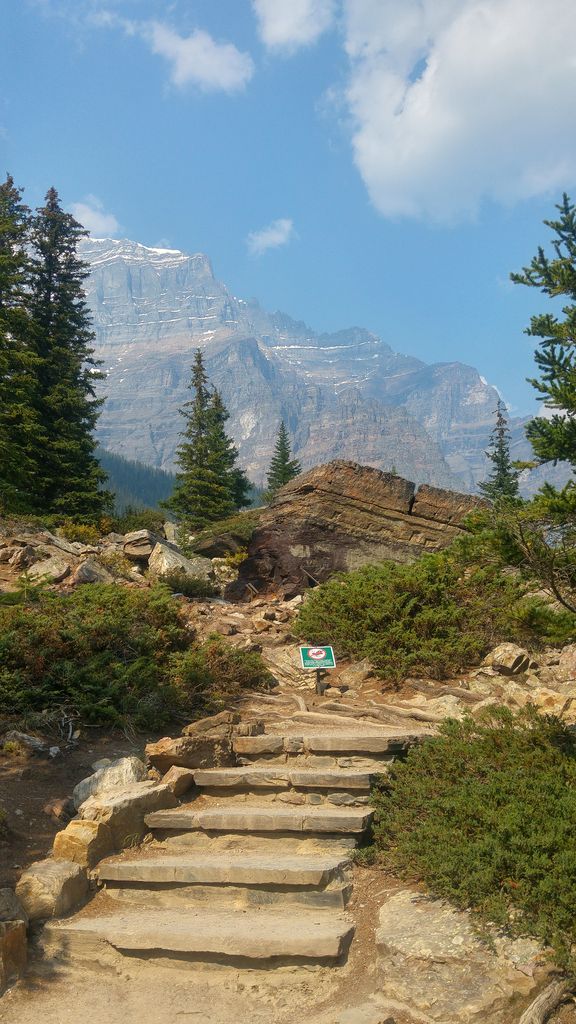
[299,646,336,670]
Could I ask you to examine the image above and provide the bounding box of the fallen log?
[518,980,573,1024]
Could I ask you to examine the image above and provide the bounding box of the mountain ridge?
[80,236,534,492]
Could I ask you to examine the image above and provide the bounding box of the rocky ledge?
[229,460,485,599]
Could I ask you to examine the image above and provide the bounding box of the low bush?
[0,585,270,729]
[58,522,101,545]
[296,551,576,683]
[373,706,576,970]
[112,506,167,535]
[161,569,217,600]
[172,634,275,716]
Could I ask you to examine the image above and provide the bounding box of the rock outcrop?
[230,461,485,599]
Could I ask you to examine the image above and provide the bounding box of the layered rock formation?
[81,237,536,492]
[230,461,485,599]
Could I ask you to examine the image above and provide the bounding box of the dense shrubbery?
[0,585,269,729]
[297,548,576,683]
[111,506,168,536]
[373,706,576,970]
[162,569,217,600]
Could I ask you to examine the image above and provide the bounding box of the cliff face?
[82,237,523,491]
[229,461,486,599]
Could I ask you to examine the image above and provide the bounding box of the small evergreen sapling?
[264,421,301,502]
[479,399,520,501]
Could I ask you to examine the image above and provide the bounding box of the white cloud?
[340,0,576,221]
[252,0,336,53]
[247,218,295,255]
[144,22,254,92]
[70,195,120,236]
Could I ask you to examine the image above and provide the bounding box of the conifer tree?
[511,194,576,469]
[479,399,520,501]
[28,188,109,518]
[264,421,301,502]
[0,175,41,511]
[164,350,248,527]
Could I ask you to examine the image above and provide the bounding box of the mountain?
[81,237,531,492]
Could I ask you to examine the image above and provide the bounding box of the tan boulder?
[555,644,576,683]
[16,859,88,921]
[146,735,235,774]
[161,766,196,797]
[0,921,27,994]
[78,781,178,849]
[53,819,114,868]
[181,711,240,736]
[484,643,531,676]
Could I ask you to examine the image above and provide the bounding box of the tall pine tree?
[28,188,109,518]
[264,421,301,502]
[511,194,576,469]
[0,175,43,512]
[164,350,248,528]
[478,399,520,501]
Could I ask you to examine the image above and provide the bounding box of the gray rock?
[0,889,28,925]
[27,555,72,583]
[148,542,213,581]
[70,558,114,584]
[16,860,88,921]
[376,890,541,1021]
[484,643,531,676]
[72,756,148,810]
[123,529,160,561]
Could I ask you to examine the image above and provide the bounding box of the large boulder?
[484,643,531,676]
[16,860,88,921]
[53,819,114,869]
[78,781,178,849]
[376,890,542,1021]
[228,461,485,599]
[148,542,213,581]
[70,558,114,584]
[27,555,72,583]
[72,756,149,810]
[145,735,235,774]
[123,529,161,560]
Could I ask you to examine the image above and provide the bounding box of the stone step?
[233,733,418,758]
[146,804,372,835]
[97,851,351,887]
[192,766,373,791]
[103,881,352,911]
[43,907,355,963]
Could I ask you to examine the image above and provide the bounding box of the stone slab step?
[192,766,372,791]
[103,882,352,911]
[146,804,372,835]
[97,851,351,887]
[44,907,355,962]
[233,733,418,757]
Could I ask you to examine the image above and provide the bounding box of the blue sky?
[3,0,576,414]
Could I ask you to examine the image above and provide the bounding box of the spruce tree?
[28,188,109,518]
[478,399,520,501]
[264,421,301,502]
[511,194,576,468]
[0,176,43,512]
[164,350,248,527]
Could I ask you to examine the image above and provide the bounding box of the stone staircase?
[42,729,420,969]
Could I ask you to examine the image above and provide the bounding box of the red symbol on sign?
[308,648,327,660]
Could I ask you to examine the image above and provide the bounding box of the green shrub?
[172,634,275,715]
[161,569,217,600]
[297,552,576,683]
[181,509,262,555]
[112,506,167,535]
[372,706,576,970]
[59,522,101,545]
[0,585,271,730]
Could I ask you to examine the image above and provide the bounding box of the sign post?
[299,646,337,694]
